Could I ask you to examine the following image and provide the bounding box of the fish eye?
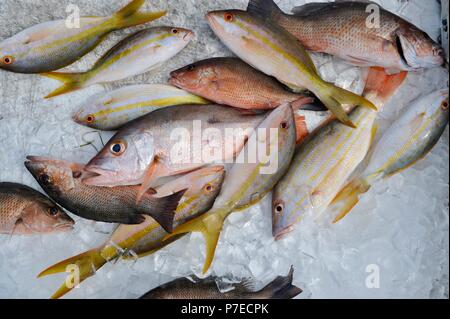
[204,183,214,192]
[171,28,179,35]
[433,47,444,56]
[48,207,59,216]
[2,56,14,65]
[224,12,234,22]
[280,121,289,129]
[39,174,50,185]
[441,100,449,110]
[86,114,95,123]
[72,171,82,179]
[110,140,126,156]
[274,201,284,213]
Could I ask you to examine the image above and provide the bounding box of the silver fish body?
[0,0,165,73]
[43,27,193,98]
[84,104,265,187]
[166,103,297,273]
[330,89,449,223]
[73,84,209,130]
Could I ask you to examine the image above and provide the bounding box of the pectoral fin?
[136,155,166,203]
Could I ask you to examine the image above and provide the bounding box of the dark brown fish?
[247,0,446,72]
[169,57,313,110]
[140,266,302,299]
[24,156,185,232]
[0,182,73,234]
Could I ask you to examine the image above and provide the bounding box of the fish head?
[155,26,194,48]
[271,188,298,241]
[19,186,74,233]
[169,27,194,43]
[183,165,225,198]
[169,59,220,93]
[21,200,73,233]
[156,165,225,198]
[396,27,446,70]
[206,10,251,40]
[0,36,29,72]
[84,129,155,187]
[24,156,87,197]
[427,89,449,118]
[72,92,115,129]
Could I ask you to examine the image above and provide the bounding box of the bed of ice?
[0,0,448,299]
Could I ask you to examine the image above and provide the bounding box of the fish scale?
[169,57,311,111]
[330,89,449,223]
[164,103,297,273]
[206,9,377,127]
[0,0,166,73]
[42,26,193,98]
[272,68,408,239]
[24,157,186,231]
[285,107,375,224]
[0,182,73,234]
[37,166,225,299]
[73,84,209,130]
[247,0,445,72]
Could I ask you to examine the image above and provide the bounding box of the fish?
[37,165,225,299]
[25,156,185,232]
[83,104,264,196]
[169,57,314,110]
[140,266,302,299]
[206,9,377,127]
[42,26,193,98]
[0,182,73,234]
[272,68,407,240]
[164,102,297,273]
[330,88,449,223]
[0,0,165,73]
[73,84,210,130]
[247,0,447,72]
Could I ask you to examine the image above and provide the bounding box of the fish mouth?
[205,12,221,30]
[168,73,181,87]
[71,110,83,124]
[54,221,74,232]
[273,225,295,241]
[82,165,117,186]
[183,30,194,42]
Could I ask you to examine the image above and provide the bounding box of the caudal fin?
[260,266,302,299]
[112,0,166,29]
[163,211,225,274]
[38,248,106,299]
[140,189,187,233]
[247,0,284,21]
[315,81,378,127]
[363,67,407,109]
[41,72,87,98]
[330,177,371,223]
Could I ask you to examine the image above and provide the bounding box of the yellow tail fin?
[41,72,88,98]
[38,248,106,299]
[113,0,166,29]
[316,81,378,128]
[163,211,225,274]
[331,178,371,223]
